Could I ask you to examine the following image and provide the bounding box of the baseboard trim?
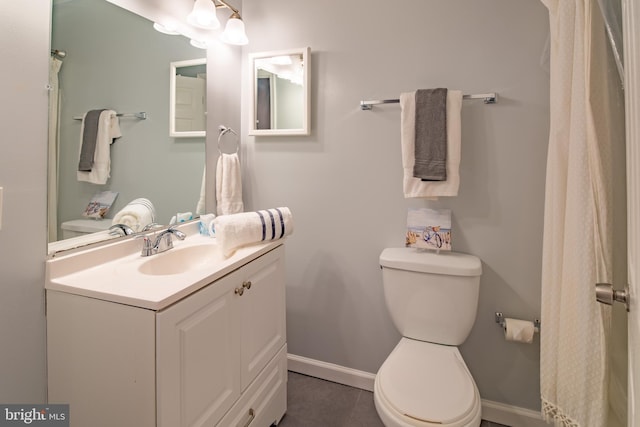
[287,353,376,392]
[480,399,547,427]
[287,353,547,427]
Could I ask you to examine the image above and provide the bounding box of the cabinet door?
[157,270,242,427]
[239,246,286,389]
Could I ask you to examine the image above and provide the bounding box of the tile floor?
[277,371,510,427]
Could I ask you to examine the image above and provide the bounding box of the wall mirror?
[249,47,310,136]
[170,58,207,138]
[49,0,207,254]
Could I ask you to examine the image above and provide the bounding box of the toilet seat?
[374,338,481,427]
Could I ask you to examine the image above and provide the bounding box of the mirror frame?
[170,58,207,138]
[249,47,310,136]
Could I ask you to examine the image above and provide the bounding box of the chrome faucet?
[141,222,161,232]
[139,226,186,257]
[109,223,134,236]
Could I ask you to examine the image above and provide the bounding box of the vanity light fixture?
[219,11,248,45]
[187,0,220,30]
[153,0,248,45]
[187,0,248,45]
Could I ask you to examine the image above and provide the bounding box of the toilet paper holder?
[495,312,540,332]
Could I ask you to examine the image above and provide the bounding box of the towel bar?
[360,92,498,110]
[73,112,147,120]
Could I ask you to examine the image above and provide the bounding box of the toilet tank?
[61,219,113,239]
[380,248,482,346]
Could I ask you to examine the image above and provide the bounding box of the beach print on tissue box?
[406,208,452,251]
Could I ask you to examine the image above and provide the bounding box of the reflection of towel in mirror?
[77,110,121,185]
[213,207,294,257]
[196,166,206,215]
[112,198,156,232]
[216,153,244,215]
[78,109,105,171]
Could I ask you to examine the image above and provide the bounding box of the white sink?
[138,244,223,276]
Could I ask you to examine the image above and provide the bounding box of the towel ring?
[217,125,239,155]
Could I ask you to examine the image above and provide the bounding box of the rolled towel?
[111,198,156,232]
[214,207,293,257]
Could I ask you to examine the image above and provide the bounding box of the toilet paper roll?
[503,318,535,343]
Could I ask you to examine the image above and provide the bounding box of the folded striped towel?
[111,198,156,232]
[213,207,293,257]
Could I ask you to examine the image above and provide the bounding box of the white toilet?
[375,247,483,427]
[60,218,113,239]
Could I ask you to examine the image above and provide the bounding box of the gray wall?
[52,0,206,233]
[0,0,49,402]
[241,0,549,410]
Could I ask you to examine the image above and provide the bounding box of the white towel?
[213,207,293,257]
[216,153,244,215]
[196,166,206,215]
[111,198,156,232]
[77,110,121,185]
[400,90,462,198]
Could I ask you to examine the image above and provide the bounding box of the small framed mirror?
[249,47,310,136]
[170,58,207,138]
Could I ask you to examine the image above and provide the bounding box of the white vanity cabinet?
[47,244,287,427]
[156,245,286,426]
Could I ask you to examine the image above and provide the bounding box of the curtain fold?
[596,0,624,84]
[48,57,63,242]
[539,0,614,426]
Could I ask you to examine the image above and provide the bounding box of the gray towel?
[413,88,447,181]
[78,109,106,171]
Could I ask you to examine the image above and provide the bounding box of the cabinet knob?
[235,282,252,296]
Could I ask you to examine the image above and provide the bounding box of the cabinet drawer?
[218,344,287,427]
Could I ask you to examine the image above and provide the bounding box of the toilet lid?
[377,339,477,425]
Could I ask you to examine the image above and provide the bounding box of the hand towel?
[111,198,156,232]
[413,88,448,181]
[213,207,294,257]
[216,153,244,215]
[77,110,121,185]
[196,166,206,215]
[401,90,462,199]
[78,109,105,171]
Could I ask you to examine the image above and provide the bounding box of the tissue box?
[82,191,118,219]
[406,208,452,251]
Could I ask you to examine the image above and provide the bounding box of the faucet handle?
[135,235,154,257]
[166,226,187,240]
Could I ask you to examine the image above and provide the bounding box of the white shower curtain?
[48,57,62,242]
[539,1,616,426]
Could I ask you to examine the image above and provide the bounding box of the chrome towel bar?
[73,112,147,120]
[360,92,498,110]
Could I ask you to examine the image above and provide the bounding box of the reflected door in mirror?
[170,58,207,138]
